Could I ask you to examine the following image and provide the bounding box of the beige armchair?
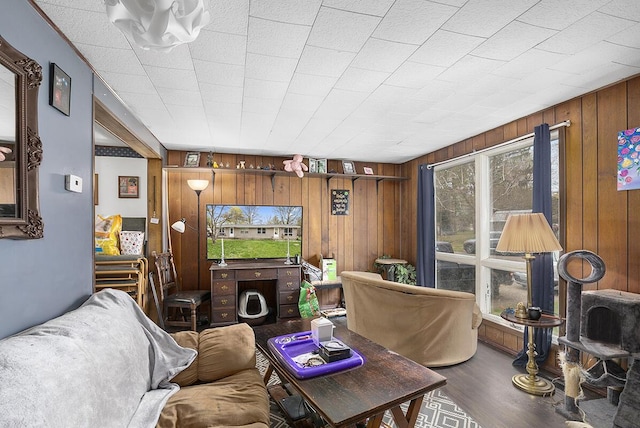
[341,271,482,367]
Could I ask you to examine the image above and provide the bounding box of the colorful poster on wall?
[617,127,640,191]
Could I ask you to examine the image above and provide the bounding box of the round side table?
[501,310,564,396]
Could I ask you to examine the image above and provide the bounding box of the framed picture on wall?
[118,176,139,198]
[49,63,71,116]
[184,152,201,167]
[342,160,356,174]
[317,159,327,174]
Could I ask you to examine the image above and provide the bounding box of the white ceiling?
[33,0,640,163]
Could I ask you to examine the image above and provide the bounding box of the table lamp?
[495,212,562,318]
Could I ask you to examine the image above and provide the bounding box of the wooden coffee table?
[253,319,446,428]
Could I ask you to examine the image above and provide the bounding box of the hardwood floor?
[435,341,570,428]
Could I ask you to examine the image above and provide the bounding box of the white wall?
[95,156,147,219]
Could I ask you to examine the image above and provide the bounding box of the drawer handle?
[221,313,228,318]
[287,281,293,288]
[221,299,228,305]
[287,295,293,302]
[221,285,229,291]
[221,273,228,279]
[287,271,293,276]
[254,271,261,278]
[287,308,294,314]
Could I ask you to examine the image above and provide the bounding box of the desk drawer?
[278,278,300,291]
[279,290,299,306]
[236,268,278,281]
[278,267,300,278]
[213,281,236,295]
[212,270,235,280]
[279,304,300,318]
[212,294,236,309]
[212,309,236,324]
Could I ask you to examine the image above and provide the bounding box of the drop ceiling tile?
[296,46,357,77]
[442,0,539,38]
[36,0,106,12]
[410,30,485,67]
[606,23,640,48]
[562,62,640,90]
[157,88,203,107]
[199,83,244,104]
[145,66,199,91]
[493,48,570,79]
[250,0,321,25]
[245,53,298,82]
[350,38,418,72]
[97,71,156,95]
[599,0,640,21]
[194,60,245,87]
[247,17,311,59]
[295,118,343,146]
[209,0,249,35]
[313,89,369,120]
[288,73,338,96]
[385,62,445,88]
[205,101,242,119]
[34,4,128,48]
[373,0,458,45]
[78,44,146,75]
[334,67,390,92]
[472,21,557,61]
[280,93,325,112]
[190,30,247,65]
[412,79,458,101]
[537,12,636,55]
[306,6,381,52]
[321,0,394,16]
[437,55,505,84]
[242,96,284,115]
[243,79,289,100]
[518,0,609,31]
[133,44,194,69]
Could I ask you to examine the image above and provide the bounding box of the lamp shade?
[105,0,211,52]
[495,213,562,254]
[171,219,186,233]
[187,179,209,191]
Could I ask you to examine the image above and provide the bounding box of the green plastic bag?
[298,280,320,318]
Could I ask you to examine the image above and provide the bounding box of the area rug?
[256,350,482,428]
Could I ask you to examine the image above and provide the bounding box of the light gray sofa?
[0,289,269,428]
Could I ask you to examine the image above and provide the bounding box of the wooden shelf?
[164,165,407,191]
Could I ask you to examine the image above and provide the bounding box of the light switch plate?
[65,174,82,193]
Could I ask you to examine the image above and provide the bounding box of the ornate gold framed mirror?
[0,36,43,239]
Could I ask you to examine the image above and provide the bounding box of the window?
[434,131,561,326]
[257,227,266,234]
[283,228,294,237]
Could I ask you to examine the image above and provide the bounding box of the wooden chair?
[152,251,211,331]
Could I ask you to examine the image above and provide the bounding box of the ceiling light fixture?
[105,0,211,52]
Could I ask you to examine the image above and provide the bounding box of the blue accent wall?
[0,0,95,338]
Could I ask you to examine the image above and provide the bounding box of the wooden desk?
[210,260,301,327]
[254,319,446,428]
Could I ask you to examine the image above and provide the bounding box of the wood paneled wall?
[400,74,640,363]
[165,152,404,291]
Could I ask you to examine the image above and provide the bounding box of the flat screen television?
[206,204,302,261]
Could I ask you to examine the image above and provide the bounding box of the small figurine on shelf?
[240,161,246,169]
[213,161,219,168]
[207,152,213,167]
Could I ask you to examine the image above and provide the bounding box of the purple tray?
[267,331,364,379]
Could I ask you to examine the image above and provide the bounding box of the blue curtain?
[416,164,435,288]
[514,123,555,366]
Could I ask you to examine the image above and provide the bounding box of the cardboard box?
[321,258,337,281]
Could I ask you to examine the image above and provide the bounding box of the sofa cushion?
[157,369,270,428]
[198,323,257,382]
[170,331,200,387]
